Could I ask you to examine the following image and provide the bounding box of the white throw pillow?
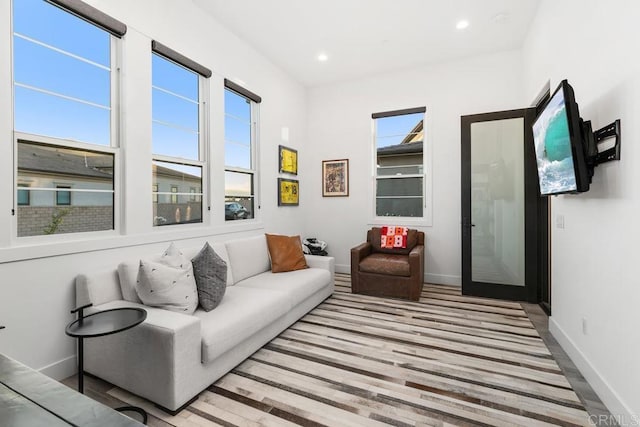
[135,243,198,314]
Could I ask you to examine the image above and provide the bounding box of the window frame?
[371,107,432,226]
[17,183,30,206]
[55,185,72,206]
[150,49,209,228]
[223,84,260,222]
[170,185,178,204]
[11,0,122,240]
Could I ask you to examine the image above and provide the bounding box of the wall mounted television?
[532,80,591,196]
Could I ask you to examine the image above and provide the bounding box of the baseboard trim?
[549,317,634,420]
[38,355,77,381]
[335,264,350,275]
[424,273,460,286]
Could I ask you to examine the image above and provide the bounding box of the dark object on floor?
[351,227,425,301]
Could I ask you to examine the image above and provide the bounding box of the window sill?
[0,220,264,264]
[368,217,432,228]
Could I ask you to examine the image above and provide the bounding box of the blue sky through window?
[13,0,111,146]
[376,112,424,148]
[152,53,200,161]
[13,0,110,66]
[224,89,252,170]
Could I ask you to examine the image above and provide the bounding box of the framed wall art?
[322,159,349,197]
[278,178,299,206]
[279,145,298,175]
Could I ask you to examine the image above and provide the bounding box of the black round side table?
[66,304,148,425]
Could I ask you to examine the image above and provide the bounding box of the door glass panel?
[470,118,525,286]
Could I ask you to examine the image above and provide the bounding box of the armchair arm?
[351,242,372,264]
[409,244,425,279]
[350,242,372,292]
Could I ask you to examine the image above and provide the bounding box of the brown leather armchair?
[351,227,425,301]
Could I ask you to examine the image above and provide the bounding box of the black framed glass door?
[461,108,541,302]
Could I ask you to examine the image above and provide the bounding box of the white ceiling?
[193,0,540,87]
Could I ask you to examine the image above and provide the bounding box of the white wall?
[523,0,640,419]
[0,0,307,378]
[304,51,524,283]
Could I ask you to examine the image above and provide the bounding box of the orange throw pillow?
[265,234,308,273]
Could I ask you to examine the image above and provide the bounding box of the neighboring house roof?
[18,143,114,179]
[378,119,424,156]
[153,165,201,182]
[401,119,424,144]
[18,143,201,183]
[377,140,423,156]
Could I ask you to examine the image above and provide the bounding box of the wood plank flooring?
[82,274,592,426]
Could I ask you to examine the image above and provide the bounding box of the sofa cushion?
[76,270,123,307]
[136,243,199,314]
[194,286,291,363]
[265,234,308,273]
[369,227,418,255]
[359,253,411,277]
[191,243,227,312]
[236,268,330,307]
[225,235,270,283]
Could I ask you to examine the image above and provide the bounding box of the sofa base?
[83,285,334,412]
[352,272,422,301]
[155,395,198,416]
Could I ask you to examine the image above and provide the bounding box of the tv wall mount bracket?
[582,119,621,179]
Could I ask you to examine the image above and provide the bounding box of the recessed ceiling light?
[317,53,328,62]
[456,20,469,30]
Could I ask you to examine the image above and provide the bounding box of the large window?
[12,0,124,237]
[373,107,426,218]
[224,80,261,221]
[151,43,210,227]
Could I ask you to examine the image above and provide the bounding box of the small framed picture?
[322,159,349,197]
[278,178,299,206]
[279,145,298,175]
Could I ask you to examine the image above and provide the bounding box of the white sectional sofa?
[74,235,335,412]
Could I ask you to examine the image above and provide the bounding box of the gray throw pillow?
[191,242,227,311]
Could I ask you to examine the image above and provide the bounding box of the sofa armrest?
[409,244,425,278]
[83,301,201,410]
[305,255,335,276]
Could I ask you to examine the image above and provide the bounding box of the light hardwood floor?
[62,274,610,426]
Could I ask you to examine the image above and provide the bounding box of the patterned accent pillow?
[135,243,198,314]
[191,242,227,312]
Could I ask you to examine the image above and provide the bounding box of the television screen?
[533,80,591,195]
[533,85,578,195]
